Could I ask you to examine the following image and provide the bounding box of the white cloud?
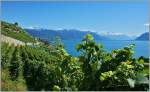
[98,31,124,36]
[98,31,109,35]
[55,28,65,30]
[25,26,42,29]
[110,32,124,35]
[26,26,35,29]
[144,23,149,27]
[144,23,149,31]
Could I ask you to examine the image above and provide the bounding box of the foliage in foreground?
[1,34,149,91]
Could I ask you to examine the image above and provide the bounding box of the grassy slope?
[1,21,35,43]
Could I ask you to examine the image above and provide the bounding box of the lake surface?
[62,40,149,58]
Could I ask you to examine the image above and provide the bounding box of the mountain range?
[25,29,110,41]
[100,34,135,40]
[25,28,149,41]
[25,28,131,41]
[136,32,149,40]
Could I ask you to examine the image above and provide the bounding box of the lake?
[62,40,149,58]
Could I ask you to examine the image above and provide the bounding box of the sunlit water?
[62,40,149,58]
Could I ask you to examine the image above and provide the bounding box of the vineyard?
[1,34,149,91]
[1,21,35,43]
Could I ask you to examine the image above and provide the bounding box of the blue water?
[62,40,149,58]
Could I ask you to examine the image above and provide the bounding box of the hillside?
[25,28,110,41]
[136,32,149,41]
[1,34,25,46]
[1,21,35,43]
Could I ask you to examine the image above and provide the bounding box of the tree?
[76,34,105,90]
[14,22,18,26]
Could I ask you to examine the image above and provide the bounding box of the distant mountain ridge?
[136,32,149,41]
[100,34,134,40]
[25,28,110,41]
[25,28,144,41]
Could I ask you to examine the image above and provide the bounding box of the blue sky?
[2,1,149,36]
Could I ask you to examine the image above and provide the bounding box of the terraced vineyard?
[1,42,62,90]
[1,41,84,91]
[1,33,149,91]
[1,21,35,43]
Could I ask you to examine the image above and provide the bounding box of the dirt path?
[1,34,25,46]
